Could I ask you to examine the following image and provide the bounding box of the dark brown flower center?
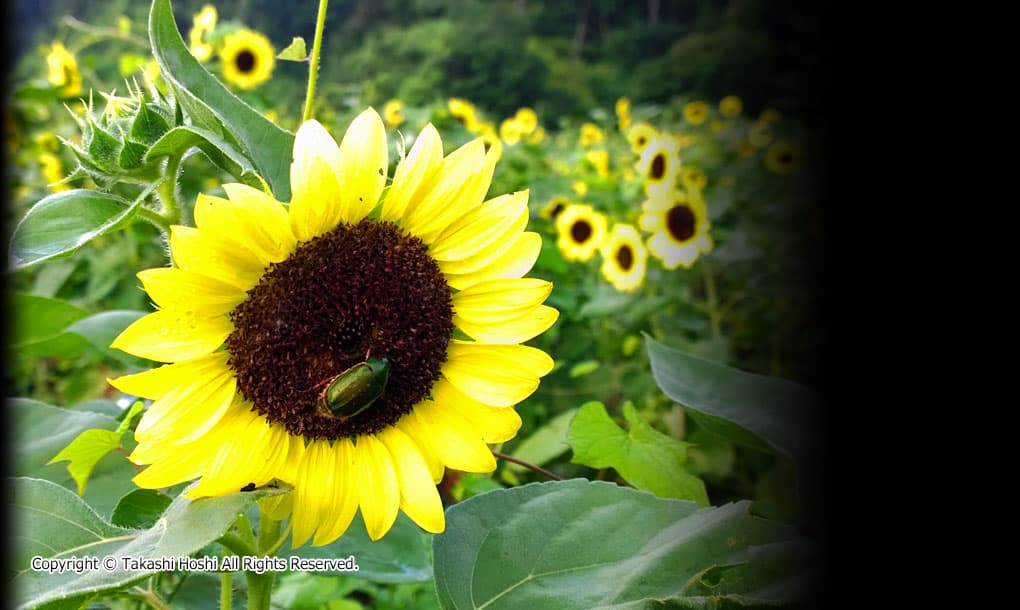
[615,244,634,271]
[650,153,666,180]
[226,219,454,440]
[667,204,696,242]
[570,219,593,244]
[235,49,256,73]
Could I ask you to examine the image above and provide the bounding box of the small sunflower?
[383,99,405,129]
[526,126,546,144]
[616,97,631,131]
[626,123,658,155]
[572,180,588,197]
[639,190,713,270]
[585,149,610,177]
[748,120,773,148]
[599,224,648,292]
[499,118,522,145]
[220,29,275,90]
[478,124,503,162]
[758,108,782,124]
[40,152,70,192]
[556,203,607,262]
[109,109,557,546]
[681,166,708,193]
[46,42,81,97]
[189,4,218,63]
[765,140,802,175]
[514,107,538,136]
[719,95,742,118]
[540,195,570,220]
[683,101,710,126]
[637,136,681,198]
[579,122,605,147]
[448,98,480,132]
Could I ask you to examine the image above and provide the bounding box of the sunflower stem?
[156,153,184,226]
[234,511,258,549]
[702,263,722,338]
[218,533,257,558]
[492,450,562,481]
[302,0,329,122]
[220,572,233,610]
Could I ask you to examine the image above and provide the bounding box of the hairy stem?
[303,0,329,122]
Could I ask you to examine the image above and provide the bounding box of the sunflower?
[220,29,275,90]
[188,4,218,62]
[748,120,773,148]
[681,165,708,193]
[719,95,742,118]
[514,107,538,136]
[526,126,545,144]
[540,195,570,220]
[572,180,588,197]
[616,97,631,131]
[109,109,557,546]
[683,101,710,126]
[585,149,610,177]
[499,118,522,145]
[555,203,607,262]
[639,190,713,270]
[46,42,81,97]
[383,99,405,129]
[40,152,69,192]
[626,123,658,155]
[600,224,647,292]
[579,122,605,147]
[637,135,681,198]
[448,98,480,132]
[758,108,782,124]
[765,140,802,175]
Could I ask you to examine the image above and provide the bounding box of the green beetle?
[315,356,391,422]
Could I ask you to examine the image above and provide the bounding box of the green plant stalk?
[221,572,233,610]
[303,0,330,122]
[244,508,282,610]
[156,153,184,227]
[702,263,722,338]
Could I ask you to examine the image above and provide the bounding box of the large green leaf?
[148,0,294,200]
[146,125,265,189]
[9,477,281,610]
[9,398,138,517]
[9,293,89,358]
[7,190,144,270]
[432,479,820,609]
[568,401,708,506]
[645,336,822,516]
[285,512,433,583]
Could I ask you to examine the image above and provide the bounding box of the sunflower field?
[4,0,826,608]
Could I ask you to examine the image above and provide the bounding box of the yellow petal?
[338,108,388,223]
[453,278,552,322]
[133,450,209,488]
[381,124,443,222]
[431,378,522,443]
[435,206,528,277]
[430,191,528,262]
[414,137,499,244]
[134,364,236,445]
[189,411,280,496]
[444,231,542,290]
[313,438,358,546]
[455,305,559,344]
[193,193,280,269]
[110,309,231,362]
[396,415,445,483]
[289,154,344,243]
[170,225,264,291]
[442,342,553,407]
[291,439,337,548]
[221,183,297,261]
[379,426,445,534]
[109,351,230,399]
[412,400,496,472]
[402,139,486,241]
[137,267,246,317]
[355,434,400,541]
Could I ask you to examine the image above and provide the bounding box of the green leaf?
[145,125,265,189]
[277,36,308,61]
[149,0,294,200]
[130,102,171,145]
[10,398,138,517]
[286,512,432,583]
[111,489,173,529]
[65,310,149,366]
[9,293,89,355]
[645,336,821,509]
[9,477,282,610]
[7,189,145,270]
[432,479,820,610]
[47,428,124,495]
[568,359,599,378]
[568,402,708,505]
[505,407,577,474]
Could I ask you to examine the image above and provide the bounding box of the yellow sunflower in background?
[188,4,218,62]
[514,107,538,136]
[220,29,275,90]
[719,95,742,118]
[448,98,480,132]
[626,123,658,155]
[639,190,713,270]
[765,140,802,175]
[758,108,782,124]
[615,97,631,131]
[556,203,607,262]
[40,153,70,192]
[540,195,570,220]
[579,122,605,147]
[585,149,609,177]
[526,126,545,144]
[683,101,710,126]
[46,42,81,96]
[383,99,405,129]
[681,165,708,193]
[600,224,648,292]
[637,135,681,198]
[109,109,557,546]
[572,180,588,197]
[499,118,522,145]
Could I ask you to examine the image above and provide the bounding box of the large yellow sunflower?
[600,224,648,292]
[639,189,713,270]
[555,203,607,262]
[220,29,275,90]
[109,109,557,547]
